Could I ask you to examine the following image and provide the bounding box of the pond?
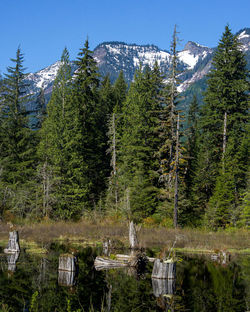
[0,243,249,312]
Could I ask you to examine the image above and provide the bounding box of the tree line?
[0,26,249,228]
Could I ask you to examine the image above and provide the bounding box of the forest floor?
[0,220,249,254]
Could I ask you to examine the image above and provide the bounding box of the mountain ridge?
[22,27,250,112]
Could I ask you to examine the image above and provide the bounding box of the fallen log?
[116,254,156,263]
[94,256,129,270]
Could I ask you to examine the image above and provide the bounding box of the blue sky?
[0,0,249,74]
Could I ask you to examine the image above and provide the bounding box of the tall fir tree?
[180,95,200,225]
[105,72,128,211]
[117,65,163,220]
[0,48,35,217]
[194,25,249,227]
[37,47,73,218]
[35,87,46,129]
[60,39,109,216]
[158,26,181,227]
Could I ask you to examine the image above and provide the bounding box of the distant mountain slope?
[21,28,250,113]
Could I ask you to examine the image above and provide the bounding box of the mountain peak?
[183,41,210,54]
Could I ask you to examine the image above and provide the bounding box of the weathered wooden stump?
[58,270,76,287]
[129,221,138,249]
[7,252,20,272]
[58,254,76,272]
[151,259,176,279]
[4,231,20,254]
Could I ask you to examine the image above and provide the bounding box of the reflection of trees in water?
[0,248,248,311]
[176,256,247,312]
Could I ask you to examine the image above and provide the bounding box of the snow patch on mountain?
[177,50,199,69]
[238,30,249,40]
[237,30,250,51]
[26,61,62,91]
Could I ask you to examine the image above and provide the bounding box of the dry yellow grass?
[0,220,249,253]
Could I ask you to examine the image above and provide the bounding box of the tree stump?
[151,259,176,279]
[58,254,76,272]
[4,231,20,254]
[129,221,138,249]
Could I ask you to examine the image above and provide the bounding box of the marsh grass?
[0,220,249,253]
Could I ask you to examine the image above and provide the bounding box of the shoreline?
[0,220,249,255]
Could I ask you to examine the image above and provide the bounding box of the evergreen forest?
[0,26,249,229]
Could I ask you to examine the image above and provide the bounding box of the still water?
[0,243,249,312]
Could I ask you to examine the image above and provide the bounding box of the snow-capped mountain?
[26,61,62,95]
[94,40,213,89]
[24,28,250,111]
[237,28,250,51]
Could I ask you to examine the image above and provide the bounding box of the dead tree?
[129,220,138,249]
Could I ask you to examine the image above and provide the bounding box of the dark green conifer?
[0,48,35,216]
[194,25,249,227]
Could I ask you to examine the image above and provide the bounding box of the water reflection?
[152,278,175,297]
[7,252,20,273]
[58,270,76,287]
[0,246,248,312]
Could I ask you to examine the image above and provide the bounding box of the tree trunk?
[222,111,227,172]
[174,114,179,228]
[129,220,138,249]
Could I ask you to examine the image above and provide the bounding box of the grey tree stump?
[58,254,76,272]
[4,231,20,253]
[151,259,176,279]
[129,221,138,249]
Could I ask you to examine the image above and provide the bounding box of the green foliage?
[193,25,249,227]
[30,291,39,312]
[115,65,164,220]
[0,47,36,218]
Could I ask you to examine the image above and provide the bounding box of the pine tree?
[37,47,73,218]
[117,65,163,220]
[0,48,35,217]
[194,25,249,227]
[60,39,109,215]
[35,87,46,129]
[113,70,127,111]
[180,95,200,225]
[105,72,128,211]
[158,26,181,227]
